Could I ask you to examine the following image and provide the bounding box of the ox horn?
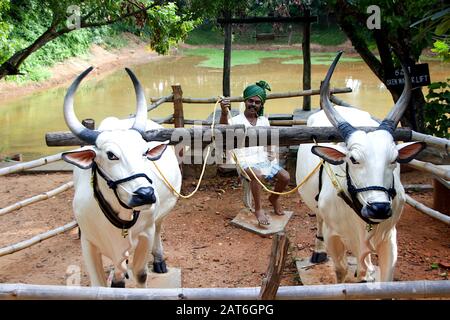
[320,51,356,141]
[378,61,412,134]
[63,66,100,145]
[125,68,147,134]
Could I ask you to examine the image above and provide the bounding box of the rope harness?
[315,160,397,228]
[91,162,155,237]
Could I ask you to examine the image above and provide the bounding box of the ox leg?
[310,215,328,263]
[326,235,348,283]
[81,238,107,287]
[377,230,398,282]
[132,235,152,288]
[152,222,167,273]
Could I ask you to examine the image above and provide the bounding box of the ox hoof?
[111,280,126,288]
[137,271,147,285]
[153,261,167,273]
[310,251,328,264]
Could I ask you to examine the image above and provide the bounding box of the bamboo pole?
[151,114,174,124]
[0,221,78,257]
[0,181,74,217]
[173,119,308,126]
[0,153,64,176]
[149,87,352,104]
[411,131,450,152]
[407,159,450,181]
[330,94,359,109]
[0,280,449,300]
[405,194,450,225]
[148,94,173,112]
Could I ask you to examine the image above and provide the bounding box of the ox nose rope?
[92,162,153,237]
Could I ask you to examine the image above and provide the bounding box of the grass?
[184,24,348,47]
[181,48,362,68]
[182,48,299,68]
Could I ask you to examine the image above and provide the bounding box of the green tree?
[328,0,447,132]
[0,0,199,80]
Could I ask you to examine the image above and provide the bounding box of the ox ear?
[62,149,96,169]
[396,141,426,163]
[146,140,169,161]
[311,145,346,165]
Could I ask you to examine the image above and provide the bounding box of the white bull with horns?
[296,52,426,282]
[61,67,181,287]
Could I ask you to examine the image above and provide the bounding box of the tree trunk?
[0,24,61,80]
[333,1,426,132]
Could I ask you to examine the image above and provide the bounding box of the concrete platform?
[295,256,380,285]
[108,267,181,288]
[230,208,293,236]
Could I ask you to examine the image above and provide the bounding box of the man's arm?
[219,98,231,125]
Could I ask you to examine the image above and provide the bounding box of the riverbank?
[0,33,166,103]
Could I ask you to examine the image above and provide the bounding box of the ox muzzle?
[93,163,156,209]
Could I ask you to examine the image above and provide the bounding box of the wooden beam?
[302,9,311,111]
[259,232,290,300]
[45,126,413,147]
[217,16,318,24]
[223,10,232,97]
[171,85,184,128]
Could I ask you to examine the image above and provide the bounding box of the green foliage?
[431,40,450,62]
[424,79,450,138]
[147,3,200,54]
[183,47,299,68]
[1,0,200,82]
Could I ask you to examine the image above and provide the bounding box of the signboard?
[385,63,431,89]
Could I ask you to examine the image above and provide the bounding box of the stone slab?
[147,267,182,288]
[295,256,380,285]
[109,267,182,288]
[230,208,293,236]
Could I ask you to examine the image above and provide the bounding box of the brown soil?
[0,168,448,288]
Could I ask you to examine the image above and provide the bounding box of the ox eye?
[349,156,359,164]
[106,151,119,160]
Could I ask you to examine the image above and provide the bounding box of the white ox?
[296,52,426,282]
[61,67,181,287]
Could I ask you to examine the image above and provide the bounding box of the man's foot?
[269,194,285,216]
[255,209,270,226]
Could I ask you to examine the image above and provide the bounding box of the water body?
[0,53,448,160]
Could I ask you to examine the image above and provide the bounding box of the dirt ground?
[0,166,448,289]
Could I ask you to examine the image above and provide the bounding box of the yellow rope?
[236,153,323,195]
[151,98,221,199]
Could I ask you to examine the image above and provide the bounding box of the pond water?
[0,53,448,160]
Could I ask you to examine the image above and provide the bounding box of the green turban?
[243,81,271,116]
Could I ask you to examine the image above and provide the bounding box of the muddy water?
[0,54,448,160]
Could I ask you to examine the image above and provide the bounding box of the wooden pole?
[171,85,184,128]
[259,232,290,300]
[0,221,78,257]
[0,181,74,217]
[46,126,413,148]
[302,9,311,111]
[223,10,232,97]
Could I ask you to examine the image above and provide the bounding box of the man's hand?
[220,98,231,113]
